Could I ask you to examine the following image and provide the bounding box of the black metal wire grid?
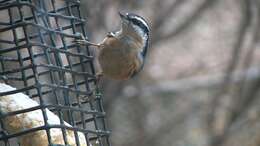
[0,0,110,146]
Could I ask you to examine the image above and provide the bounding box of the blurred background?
[80,0,260,146]
[1,0,260,146]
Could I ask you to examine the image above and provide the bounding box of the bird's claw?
[73,34,87,45]
[73,39,87,45]
[95,72,103,83]
[73,33,100,47]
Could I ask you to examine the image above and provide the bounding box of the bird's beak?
[119,12,129,31]
[119,12,128,21]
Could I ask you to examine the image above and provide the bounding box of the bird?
[75,12,150,80]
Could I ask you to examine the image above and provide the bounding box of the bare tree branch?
[152,0,216,45]
[228,0,259,125]
[130,67,260,97]
[207,0,259,145]
[207,0,250,131]
[152,0,186,31]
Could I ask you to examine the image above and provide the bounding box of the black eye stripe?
[127,14,150,34]
[130,17,149,56]
[126,13,150,59]
[132,19,149,34]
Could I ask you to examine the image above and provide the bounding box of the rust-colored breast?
[98,37,142,80]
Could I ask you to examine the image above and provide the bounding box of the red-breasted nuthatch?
[75,12,150,80]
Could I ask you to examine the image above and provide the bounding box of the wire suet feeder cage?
[0,0,110,146]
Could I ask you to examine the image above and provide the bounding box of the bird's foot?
[95,72,103,84]
[73,34,100,47]
[94,72,103,97]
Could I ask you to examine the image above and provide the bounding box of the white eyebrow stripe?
[132,16,149,30]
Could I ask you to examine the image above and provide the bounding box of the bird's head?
[118,12,150,57]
